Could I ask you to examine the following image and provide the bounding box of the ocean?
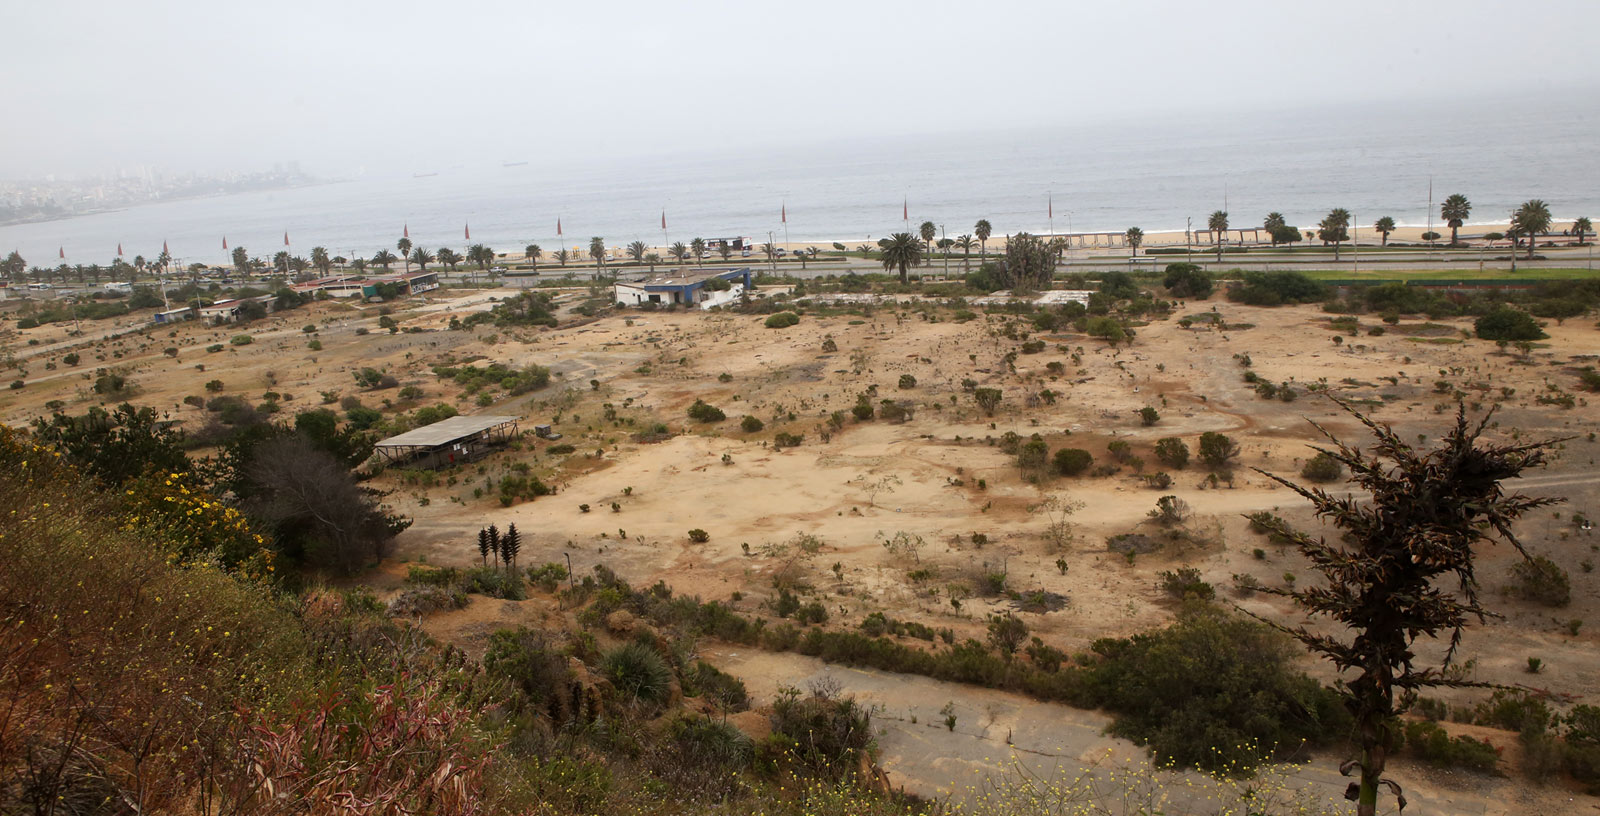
[4,92,1597,268]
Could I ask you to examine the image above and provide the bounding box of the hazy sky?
[3,0,1594,179]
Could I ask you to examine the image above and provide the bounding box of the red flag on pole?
[557,218,563,237]
[59,247,64,259]
[223,236,228,250]
[903,199,908,222]
[782,203,786,224]
[465,223,471,240]
[116,243,123,257]
[1048,195,1053,220]
[661,211,666,230]
[162,241,168,254]
[403,223,409,239]
[283,232,290,247]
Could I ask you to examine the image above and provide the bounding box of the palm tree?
[879,232,925,285]
[437,247,462,270]
[372,249,397,270]
[1126,227,1144,257]
[954,235,975,271]
[467,244,494,283]
[232,246,250,274]
[1319,208,1352,260]
[1373,216,1396,246]
[1574,217,1593,245]
[644,253,661,270]
[1511,199,1552,260]
[669,242,689,264]
[975,219,992,257]
[689,237,706,265]
[555,249,570,267]
[1264,212,1286,246]
[397,236,413,273]
[310,246,332,276]
[350,257,368,275]
[589,237,607,271]
[1441,194,1471,246]
[409,246,434,271]
[718,243,733,262]
[524,243,542,272]
[760,243,776,264]
[918,222,937,267]
[1207,210,1229,260]
[627,240,647,264]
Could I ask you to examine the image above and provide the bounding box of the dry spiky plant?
[1251,400,1562,815]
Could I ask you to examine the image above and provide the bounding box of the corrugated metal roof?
[374,415,520,449]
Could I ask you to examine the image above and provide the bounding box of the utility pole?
[940,224,947,280]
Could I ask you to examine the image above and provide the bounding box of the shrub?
[1226,270,1326,306]
[1300,452,1344,482]
[773,432,803,448]
[764,311,800,329]
[229,334,253,346]
[687,400,726,423]
[688,528,710,543]
[1402,720,1499,773]
[1162,263,1213,299]
[62,353,80,366]
[740,415,764,432]
[462,566,526,600]
[1082,604,1348,772]
[1139,406,1160,426]
[898,374,917,389]
[1508,555,1571,607]
[1159,567,1215,600]
[1198,431,1239,470]
[1154,437,1189,469]
[206,344,224,353]
[1053,448,1093,476]
[601,642,673,706]
[1474,307,1546,342]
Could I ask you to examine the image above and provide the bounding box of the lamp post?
[940,224,947,280]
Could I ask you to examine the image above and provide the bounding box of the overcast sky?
[3,0,1594,179]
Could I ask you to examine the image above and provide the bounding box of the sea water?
[3,91,1595,267]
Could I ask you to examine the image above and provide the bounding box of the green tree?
[1440,194,1471,246]
[409,246,434,271]
[954,234,976,271]
[975,219,992,257]
[919,222,937,266]
[1474,306,1546,342]
[308,246,330,275]
[1198,431,1239,470]
[524,243,541,271]
[589,237,608,270]
[372,249,397,270]
[32,403,188,486]
[1125,227,1144,257]
[1511,199,1552,259]
[973,387,1002,416]
[997,232,1054,292]
[436,247,462,270]
[1263,212,1286,245]
[1253,403,1559,816]
[231,246,250,274]
[397,236,413,273]
[627,240,647,264]
[1161,263,1212,299]
[1573,216,1593,244]
[1154,437,1189,469]
[879,232,925,285]
[1318,208,1352,259]
[1373,216,1395,246]
[467,243,495,280]
[689,237,706,265]
[1207,210,1228,260]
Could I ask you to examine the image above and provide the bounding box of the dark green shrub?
[740,415,764,432]
[1300,452,1344,482]
[1053,448,1093,476]
[1475,307,1546,342]
[1402,720,1499,773]
[1508,555,1571,607]
[687,400,726,423]
[601,642,673,706]
[1154,437,1189,469]
[764,311,800,329]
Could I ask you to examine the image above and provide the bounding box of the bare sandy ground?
[4,282,1598,808]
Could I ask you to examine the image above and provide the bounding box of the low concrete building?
[614,267,751,309]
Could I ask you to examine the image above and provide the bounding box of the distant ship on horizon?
[502,161,528,167]
[412,171,439,178]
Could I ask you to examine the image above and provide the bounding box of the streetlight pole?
[940,224,947,280]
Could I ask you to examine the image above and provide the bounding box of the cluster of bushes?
[431,360,551,395]
[687,400,726,422]
[459,291,559,328]
[764,311,801,329]
[1225,270,1326,306]
[562,564,1346,773]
